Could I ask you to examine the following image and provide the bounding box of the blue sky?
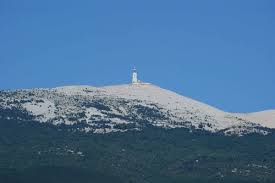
[0,0,274,112]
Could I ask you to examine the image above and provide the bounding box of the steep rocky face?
[0,84,273,135]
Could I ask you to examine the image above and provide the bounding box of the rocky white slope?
[0,83,274,135]
[235,110,275,129]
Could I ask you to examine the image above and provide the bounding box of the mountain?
[1,83,275,183]
[0,83,274,135]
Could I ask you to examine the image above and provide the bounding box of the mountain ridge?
[0,84,274,135]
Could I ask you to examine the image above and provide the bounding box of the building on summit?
[131,68,151,85]
[132,67,139,84]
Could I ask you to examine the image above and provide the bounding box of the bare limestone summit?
[0,68,274,135]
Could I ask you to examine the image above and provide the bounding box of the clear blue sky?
[0,0,274,112]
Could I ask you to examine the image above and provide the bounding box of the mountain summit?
[0,83,274,136]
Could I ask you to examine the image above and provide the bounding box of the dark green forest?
[1,119,275,183]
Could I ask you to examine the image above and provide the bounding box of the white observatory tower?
[132,67,138,84]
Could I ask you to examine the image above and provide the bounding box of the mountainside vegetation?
[1,118,275,183]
